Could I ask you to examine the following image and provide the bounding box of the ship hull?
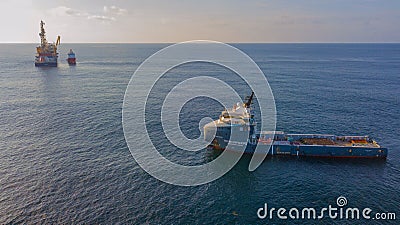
[35,55,58,67]
[212,136,387,159]
[67,58,76,65]
[35,62,57,67]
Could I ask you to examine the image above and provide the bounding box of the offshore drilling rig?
[35,20,60,67]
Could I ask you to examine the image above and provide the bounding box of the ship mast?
[245,91,254,108]
[39,20,48,47]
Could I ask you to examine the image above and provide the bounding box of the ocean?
[0,43,399,224]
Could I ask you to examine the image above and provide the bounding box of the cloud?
[88,15,116,22]
[49,6,88,17]
[104,6,127,15]
[48,5,124,23]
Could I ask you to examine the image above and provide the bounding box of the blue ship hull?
[213,136,387,159]
[35,62,58,67]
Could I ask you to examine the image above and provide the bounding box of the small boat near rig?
[67,49,76,65]
[35,20,60,67]
[204,92,388,159]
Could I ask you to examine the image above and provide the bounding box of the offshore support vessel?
[204,92,388,159]
[67,49,76,65]
[35,20,60,67]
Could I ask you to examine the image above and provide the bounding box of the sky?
[1,0,399,43]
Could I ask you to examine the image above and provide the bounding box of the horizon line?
[1,42,400,44]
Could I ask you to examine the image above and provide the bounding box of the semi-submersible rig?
[35,20,60,67]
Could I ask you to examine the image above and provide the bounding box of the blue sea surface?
[0,43,399,224]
